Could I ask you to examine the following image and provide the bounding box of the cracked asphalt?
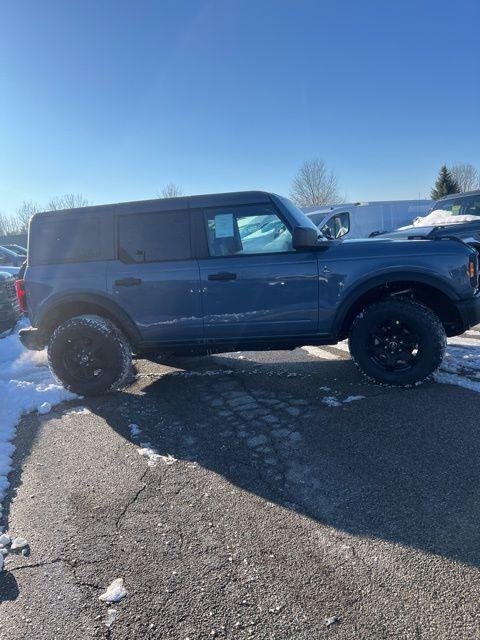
[1,347,480,639]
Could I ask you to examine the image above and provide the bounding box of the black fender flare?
[333,270,460,336]
[36,291,142,345]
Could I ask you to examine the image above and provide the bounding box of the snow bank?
[0,320,75,522]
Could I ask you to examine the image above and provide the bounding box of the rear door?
[107,209,203,344]
[196,203,319,341]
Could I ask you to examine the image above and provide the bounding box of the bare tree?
[290,159,342,207]
[15,200,41,231]
[47,193,91,211]
[0,212,23,235]
[450,163,480,193]
[158,183,184,198]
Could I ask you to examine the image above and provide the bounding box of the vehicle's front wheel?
[48,314,132,396]
[348,299,446,386]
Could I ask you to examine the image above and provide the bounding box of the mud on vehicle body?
[18,191,480,395]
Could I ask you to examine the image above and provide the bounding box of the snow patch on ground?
[128,423,177,467]
[0,320,76,523]
[322,396,342,407]
[99,578,127,603]
[343,395,365,403]
[434,339,480,392]
[64,406,91,417]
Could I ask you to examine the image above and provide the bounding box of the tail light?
[469,255,479,289]
[15,278,27,313]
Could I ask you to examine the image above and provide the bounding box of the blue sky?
[1,0,479,215]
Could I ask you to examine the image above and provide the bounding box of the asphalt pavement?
[1,343,480,639]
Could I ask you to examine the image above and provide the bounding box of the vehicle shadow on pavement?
[92,353,480,569]
[0,571,19,602]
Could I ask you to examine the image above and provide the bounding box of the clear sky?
[1,0,479,215]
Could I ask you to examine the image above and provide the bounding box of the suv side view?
[19,191,480,395]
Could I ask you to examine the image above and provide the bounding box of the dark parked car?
[377,191,480,252]
[2,244,27,257]
[0,272,21,333]
[18,191,480,395]
[0,245,25,267]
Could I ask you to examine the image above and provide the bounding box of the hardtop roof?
[32,190,274,220]
[439,190,480,201]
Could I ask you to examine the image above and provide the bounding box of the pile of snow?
[0,320,76,523]
[406,209,479,228]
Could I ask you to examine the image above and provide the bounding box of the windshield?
[406,194,480,228]
[431,195,480,217]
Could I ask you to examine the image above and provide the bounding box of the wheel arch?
[335,272,464,340]
[36,292,142,346]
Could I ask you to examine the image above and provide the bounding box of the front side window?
[118,211,191,262]
[321,212,350,239]
[204,206,293,257]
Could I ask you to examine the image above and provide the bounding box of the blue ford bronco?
[18,191,480,395]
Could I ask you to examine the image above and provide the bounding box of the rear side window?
[118,211,191,262]
[31,216,103,264]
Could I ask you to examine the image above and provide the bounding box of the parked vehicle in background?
[0,265,20,277]
[3,244,27,257]
[398,191,480,230]
[0,245,25,267]
[303,200,433,239]
[378,192,480,252]
[0,272,21,333]
[18,191,480,395]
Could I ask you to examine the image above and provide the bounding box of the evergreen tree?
[431,165,461,200]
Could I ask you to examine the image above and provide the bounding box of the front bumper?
[19,327,46,351]
[455,293,480,331]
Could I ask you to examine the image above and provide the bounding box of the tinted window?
[118,211,191,262]
[32,217,102,263]
[204,206,292,257]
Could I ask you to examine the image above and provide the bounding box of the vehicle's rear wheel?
[348,298,446,386]
[48,314,132,396]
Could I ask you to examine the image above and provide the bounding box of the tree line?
[1,163,479,237]
[288,159,480,207]
[0,185,184,236]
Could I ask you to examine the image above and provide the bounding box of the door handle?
[115,277,142,287]
[208,272,237,281]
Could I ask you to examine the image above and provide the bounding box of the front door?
[197,204,319,341]
[107,209,203,344]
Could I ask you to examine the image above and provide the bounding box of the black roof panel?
[439,190,480,200]
[32,190,274,219]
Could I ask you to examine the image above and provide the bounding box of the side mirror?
[292,226,320,249]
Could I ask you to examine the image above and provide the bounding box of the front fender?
[333,269,461,335]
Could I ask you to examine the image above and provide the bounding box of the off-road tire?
[47,314,132,396]
[348,299,446,386]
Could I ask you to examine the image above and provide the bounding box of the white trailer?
[302,199,433,240]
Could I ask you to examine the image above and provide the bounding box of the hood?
[375,220,480,250]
